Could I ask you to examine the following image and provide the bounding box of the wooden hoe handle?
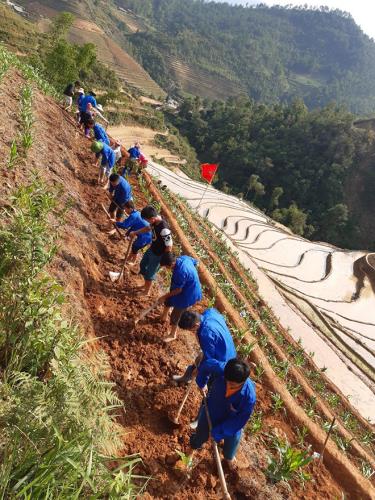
[202,395,232,500]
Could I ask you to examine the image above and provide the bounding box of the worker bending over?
[158,253,202,343]
[190,358,256,465]
[87,118,110,145]
[91,141,116,187]
[129,205,172,296]
[174,308,236,385]
[108,174,132,221]
[116,201,152,264]
[175,308,237,427]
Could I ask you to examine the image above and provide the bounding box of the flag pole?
[197,163,219,213]
[196,181,210,211]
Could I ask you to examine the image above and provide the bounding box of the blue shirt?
[116,210,151,247]
[207,376,256,441]
[128,146,141,160]
[109,176,132,204]
[168,256,202,309]
[79,94,97,112]
[77,93,84,107]
[100,143,116,169]
[196,308,237,388]
[93,123,109,145]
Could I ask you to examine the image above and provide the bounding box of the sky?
[219,1,375,39]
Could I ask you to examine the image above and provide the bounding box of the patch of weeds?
[271,392,285,414]
[266,435,312,484]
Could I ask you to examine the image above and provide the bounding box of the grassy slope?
[0,4,41,53]
[13,0,166,98]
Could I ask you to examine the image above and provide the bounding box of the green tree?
[49,12,74,42]
[269,186,284,210]
[244,174,265,202]
[272,203,309,236]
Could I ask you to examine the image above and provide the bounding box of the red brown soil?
[0,69,361,499]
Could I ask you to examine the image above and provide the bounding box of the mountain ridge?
[116,0,375,113]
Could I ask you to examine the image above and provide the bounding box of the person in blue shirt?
[190,358,256,464]
[79,91,97,113]
[128,143,141,160]
[91,141,116,187]
[86,118,110,145]
[107,173,132,220]
[79,91,97,137]
[115,200,151,264]
[124,142,141,176]
[158,253,202,343]
[174,308,237,386]
[75,88,84,123]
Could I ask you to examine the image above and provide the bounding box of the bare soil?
[108,124,183,164]
[0,70,360,499]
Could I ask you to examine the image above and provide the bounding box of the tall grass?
[0,176,142,497]
[0,44,57,97]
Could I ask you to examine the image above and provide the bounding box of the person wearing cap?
[87,118,110,145]
[79,91,97,137]
[189,358,256,465]
[91,141,116,186]
[115,200,152,263]
[92,104,109,128]
[157,253,202,343]
[76,88,85,124]
[128,205,173,296]
[107,173,132,220]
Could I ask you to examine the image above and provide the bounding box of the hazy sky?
[219,1,375,39]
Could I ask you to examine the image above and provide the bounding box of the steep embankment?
[2,64,375,497]
[0,58,372,500]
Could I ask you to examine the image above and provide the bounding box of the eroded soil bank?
[1,69,372,499]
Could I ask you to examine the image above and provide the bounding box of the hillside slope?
[1,48,374,497]
[116,0,375,112]
[12,0,166,98]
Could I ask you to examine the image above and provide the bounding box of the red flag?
[201,163,218,183]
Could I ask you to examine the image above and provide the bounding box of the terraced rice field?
[147,162,375,423]
[166,56,246,100]
[18,0,166,98]
[68,25,166,98]
[108,124,183,164]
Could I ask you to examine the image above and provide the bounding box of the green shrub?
[0,177,142,497]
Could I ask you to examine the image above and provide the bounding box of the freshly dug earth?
[0,70,350,499]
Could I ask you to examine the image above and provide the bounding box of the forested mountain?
[116,0,375,113]
[169,96,375,250]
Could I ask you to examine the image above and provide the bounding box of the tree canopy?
[169,95,375,248]
[117,0,375,113]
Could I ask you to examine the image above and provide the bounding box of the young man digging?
[173,308,237,384]
[115,200,152,264]
[128,205,172,297]
[174,308,237,427]
[189,358,256,468]
[86,118,110,145]
[91,141,116,188]
[157,253,202,343]
[107,173,132,222]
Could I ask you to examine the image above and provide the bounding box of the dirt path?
[108,124,183,164]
